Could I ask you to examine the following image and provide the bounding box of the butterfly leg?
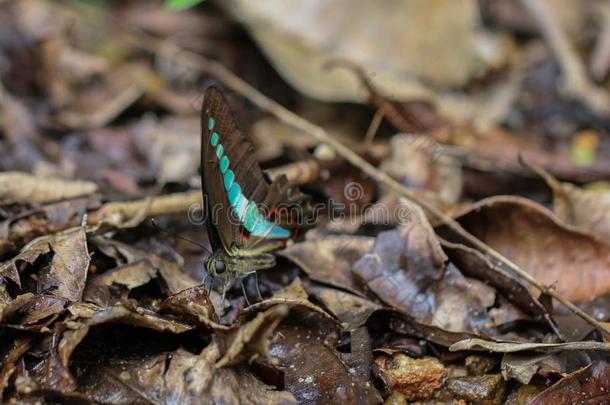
[201,272,210,289]
[240,278,251,307]
[220,281,227,308]
[253,271,263,301]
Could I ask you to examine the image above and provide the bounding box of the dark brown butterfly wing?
[201,87,310,255]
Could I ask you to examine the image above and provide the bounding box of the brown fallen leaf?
[0,336,31,396]
[159,285,226,330]
[374,353,447,401]
[0,227,90,302]
[0,172,97,205]
[88,236,200,296]
[74,346,296,404]
[502,351,599,385]
[2,294,68,331]
[0,195,99,257]
[447,196,610,302]
[450,338,610,353]
[269,322,381,404]
[354,201,507,337]
[25,332,78,394]
[442,240,559,334]
[279,234,373,295]
[307,285,382,330]
[215,304,289,368]
[58,304,194,372]
[529,361,610,405]
[532,162,610,243]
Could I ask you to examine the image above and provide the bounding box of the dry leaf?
[448,196,610,302]
[0,172,97,204]
[529,361,610,405]
[0,227,90,301]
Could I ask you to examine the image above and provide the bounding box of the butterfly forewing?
[201,87,304,257]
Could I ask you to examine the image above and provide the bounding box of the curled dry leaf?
[58,304,194,372]
[159,285,226,330]
[0,172,97,205]
[0,337,31,396]
[502,351,600,385]
[2,294,67,331]
[75,347,296,404]
[215,304,289,368]
[534,163,610,243]
[374,353,447,401]
[529,361,610,405]
[450,338,610,353]
[448,196,610,302]
[0,195,100,257]
[88,236,199,295]
[0,227,90,302]
[26,333,77,394]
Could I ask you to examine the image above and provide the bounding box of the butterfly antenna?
[150,219,213,256]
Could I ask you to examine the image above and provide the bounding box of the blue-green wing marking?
[208,116,289,239]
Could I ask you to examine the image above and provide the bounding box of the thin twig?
[118,28,610,338]
[521,0,610,116]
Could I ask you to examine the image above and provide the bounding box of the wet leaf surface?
[269,321,381,404]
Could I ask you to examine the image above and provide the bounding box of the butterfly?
[200,86,311,297]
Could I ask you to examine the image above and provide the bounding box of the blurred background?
[1,1,610,403]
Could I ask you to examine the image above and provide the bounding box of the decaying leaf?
[354,201,507,337]
[307,285,382,330]
[0,172,97,204]
[442,240,559,333]
[529,361,610,405]
[75,346,297,404]
[159,285,226,330]
[0,227,90,302]
[216,304,289,368]
[448,196,610,302]
[269,322,381,404]
[502,351,600,385]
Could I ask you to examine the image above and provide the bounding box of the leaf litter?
[0,0,610,403]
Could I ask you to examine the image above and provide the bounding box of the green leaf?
[164,0,204,11]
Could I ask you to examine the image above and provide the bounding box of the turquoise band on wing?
[209,115,290,239]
